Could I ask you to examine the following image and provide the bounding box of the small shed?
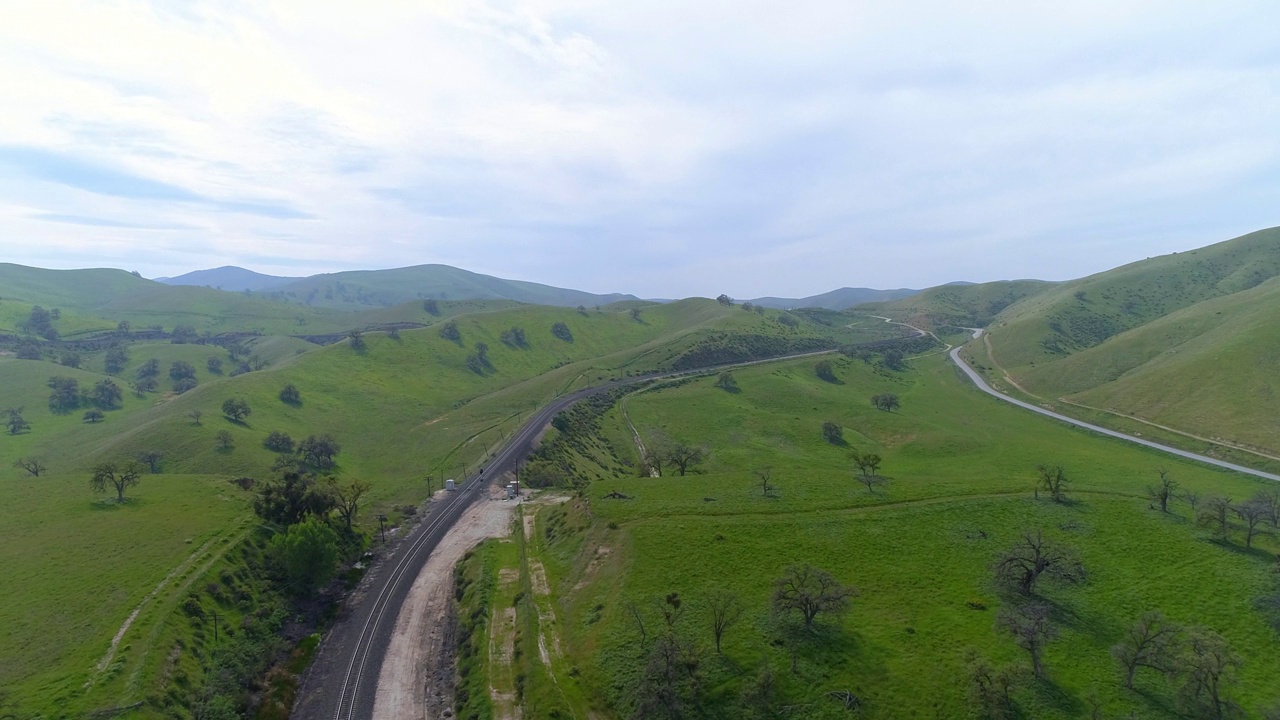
[445,478,456,491]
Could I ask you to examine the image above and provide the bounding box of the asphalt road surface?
[294,349,839,720]
[950,332,1280,483]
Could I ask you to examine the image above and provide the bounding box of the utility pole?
[377,514,388,543]
[425,474,433,496]
[211,610,220,644]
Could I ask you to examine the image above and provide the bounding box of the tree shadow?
[1026,675,1085,715]
[1208,537,1274,560]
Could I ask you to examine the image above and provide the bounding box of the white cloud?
[0,0,1277,296]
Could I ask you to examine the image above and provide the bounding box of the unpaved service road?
[372,490,517,719]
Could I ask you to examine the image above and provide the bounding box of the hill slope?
[859,279,1055,329]
[749,286,919,310]
[154,266,301,291]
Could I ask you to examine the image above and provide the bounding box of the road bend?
[294,348,840,720]
[950,330,1280,483]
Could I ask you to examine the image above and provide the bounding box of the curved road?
[295,349,838,720]
[950,330,1280,482]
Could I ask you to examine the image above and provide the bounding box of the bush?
[551,321,573,342]
[822,421,844,444]
[279,384,301,405]
[263,431,295,453]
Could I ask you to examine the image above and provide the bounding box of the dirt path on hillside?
[371,489,517,720]
[620,398,659,477]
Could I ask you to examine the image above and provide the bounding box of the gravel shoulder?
[371,487,518,719]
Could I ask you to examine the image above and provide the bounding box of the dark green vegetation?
[521,349,1280,719]
[0,262,904,718]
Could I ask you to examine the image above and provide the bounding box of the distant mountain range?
[154,265,927,311]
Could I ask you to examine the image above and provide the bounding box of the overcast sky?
[1,1,1278,298]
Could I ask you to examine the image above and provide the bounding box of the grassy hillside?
[520,352,1280,720]
[860,279,1054,330]
[0,298,870,715]
[266,264,639,309]
[988,227,1280,370]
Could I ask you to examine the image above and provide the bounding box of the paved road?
[294,349,840,720]
[950,331,1280,483]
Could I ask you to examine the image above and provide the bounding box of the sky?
[1,1,1278,299]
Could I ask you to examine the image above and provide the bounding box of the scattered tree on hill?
[438,320,461,342]
[1258,490,1280,528]
[15,341,42,360]
[269,516,340,596]
[630,308,643,322]
[206,356,223,374]
[576,304,588,316]
[1111,611,1182,690]
[264,431,295,453]
[776,313,799,328]
[882,348,907,371]
[965,650,1020,720]
[169,361,196,382]
[347,330,366,352]
[706,589,744,653]
[104,346,129,375]
[551,321,573,342]
[23,306,53,337]
[116,320,130,334]
[1036,464,1070,503]
[47,376,80,413]
[1177,629,1241,720]
[171,325,197,344]
[279,384,301,405]
[998,602,1057,678]
[254,472,335,526]
[741,301,755,312]
[83,409,104,423]
[328,477,371,531]
[188,409,202,425]
[298,434,341,470]
[173,377,197,394]
[821,421,843,445]
[715,371,739,393]
[464,342,494,375]
[871,393,901,412]
[500,326,528,348]
[815,359,839,383]
[222,397,252,422]
[842,345,874,364]
[215,430,234,450]
[753,304,766,315]
[1149,468,1177,513]
[13,457,46,477]
[136,450,163,473]
[754,466,776,498]
[1236,495,1270,548]
[851,451,883,484]
[994,531,1086,596]
[60,352,81,368]
[1182,490,1202,515]
[665,440,707,476]
[1198,496,1234,539]
[632,632,704,719]
[423,298,440,315]
[136,359,160,381]
[771,564,856,631]
[717,294,733,306]
[90,461,143,502]
[91,379,123,409]
[5,408,30,435]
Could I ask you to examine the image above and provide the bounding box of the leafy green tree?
[90,461,144,502]
[298,434,341,470]
[5,408,30,435]
[777,313,799,328]
[47,376,80,413]
[60,352,81,368]
[264,431,295,453]
[136,450,163,473]
[173,377,197,394]
[221,397,251,422]
[822,421,843,445]
[136,358,160,380]
[715,371,739,393]
[269,516,340,596]
[328,478,372,530]
[576,305,588,316]
[551,321,573,342]
[254,472,336,526]
[171,325,197,343]
[206,356,223,374]
[815,360,839,383]
[169,361,196,381]
[104,346,129,374]
[882,349,907,371]
[422,298,440,315]
[630,308,643,322]
[438,320,461,343]
[716,294,734,306]
[500,327,528,348]
[347,330,366,351]
[279,384,301,405]
[215,430,234,450]
[83,409,104,423]
[91,379,123,409]
[871,393,900,412]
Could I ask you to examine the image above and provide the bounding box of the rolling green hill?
[858,279,1055,330]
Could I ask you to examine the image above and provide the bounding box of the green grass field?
[521,350,1280,719]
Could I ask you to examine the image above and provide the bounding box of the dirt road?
[371,489,518,719]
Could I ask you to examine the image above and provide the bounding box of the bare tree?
[1182,490,1202,515]
[1258,490,1280,528]
[216,430,234,450]
[329,478,372,530]
[706,589,745,653]
[1198,496,1234,539]
[998,602,1057,678]
[90,461,144,502]
[188,409,203,426]
[1111,611,1182,689]
[665,441,707,476]
[625,600,649,644]
[965,650,1020,720]
[1149,468,1177,513]
[754,466,776,498]
[1036,464,1070,503]
[851,451,885,493]
[13,457,46,477]
[1236,496,1270,548]
[1178,629,1241,720]
[994,531,1086,596]
[772,564,856,631]
[632,632,702,719]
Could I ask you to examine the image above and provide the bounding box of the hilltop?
[154,266,301,292]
